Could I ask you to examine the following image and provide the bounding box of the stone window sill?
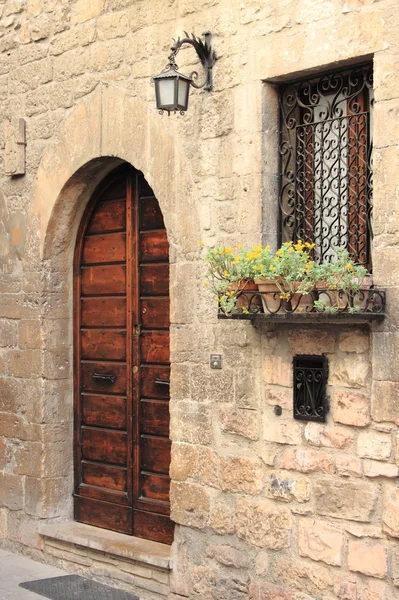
[38,522,172,571]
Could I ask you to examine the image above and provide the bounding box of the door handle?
[92,372,116,384]
[155,378,170,387]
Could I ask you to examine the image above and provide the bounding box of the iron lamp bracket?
[169,31,216,91]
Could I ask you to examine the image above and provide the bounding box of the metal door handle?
[92,372,116,383]
[155,378,170,387]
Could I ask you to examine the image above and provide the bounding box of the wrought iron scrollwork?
[279,64,373,268]
[293,356,328,422]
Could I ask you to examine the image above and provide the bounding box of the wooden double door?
[73,165,174,545]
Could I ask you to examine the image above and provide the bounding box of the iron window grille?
[278,64,373,269]
[293,355,328,422]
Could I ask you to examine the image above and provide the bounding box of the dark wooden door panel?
[81,297,126,327]
[141,400,169,436]
[81,329,126,361]
[81,265,126,296]
[87,199,126,234]
[81,362,127,395]
[75,166,173,545]
[141,473,170,502]
[133,510,174,545]
[141,436,171,474]
[141,330,170,364]
[82,394,127,429]
[83,232,126,265]
[75,496,132,534]
[140,230,168,262]
[140,264,169,295]
[82,462,127,492]
[140,197,165,230]
[81,428,127,465]
[141,297,169,329]
[141,365,170,399]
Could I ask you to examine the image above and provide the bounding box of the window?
[278,64,373,269]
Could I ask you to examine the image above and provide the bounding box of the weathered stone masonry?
[1,0,399,599]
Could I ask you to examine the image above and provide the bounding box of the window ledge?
[218,311,385,324]
[38,522,172,571]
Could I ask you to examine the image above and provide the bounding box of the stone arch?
[32,84,200,522]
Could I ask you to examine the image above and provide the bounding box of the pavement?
[0,548,67,600]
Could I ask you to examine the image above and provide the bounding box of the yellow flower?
[242,307,249,314]
[273,257,279,263]
[223,270,231,277]
[264,245,270,251]
[231,260,238,265]
[345,263,354,271]
[276,249,283,256]
[223,247,233,254]
[198,241,205,246]
[305,242,316,249]
[238,244,243,250]
[253,245,262,252]
[269,265,276,271]
[203,281,208,286]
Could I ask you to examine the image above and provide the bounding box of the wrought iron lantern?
[152,31,216,115]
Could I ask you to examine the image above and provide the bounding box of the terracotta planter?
[291,282,314,313]
[230,280,262,312]
[353,275,373,310]
[254,278,282,313]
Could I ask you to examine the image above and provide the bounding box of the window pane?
[278,64,373,268]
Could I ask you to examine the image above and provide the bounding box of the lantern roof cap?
[152,66,192,82]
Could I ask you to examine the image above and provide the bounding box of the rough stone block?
[18,319,41,349]
[315,480,377,522]
[198,446,220,488]
[288,328,335,355]
[383,488,399,537]
[298,518,343,566]
[264,471,310,503]
[264,385,291,411]
[0,472,23,510]
[348,538,388,578]
[332,390,370,427]
[170,401,212,445]
[279,448,334,474]
[169,443,198,482]
[7,349,41,378]
[263,355,292,387]
[357,430,392,461]
[71,0,106,24]
[339,329,369,353]
[206,543,250,568]
[371,380,399,425]
[209,498,235,535]
[219,406,259,440]
[220,456,263,494]
[271,555,333,596]
[304,422,354,449]
[170,482,210,529]
[97,11,130,40]
[13,441,42,477]
[363,459,399,478]
[329,353,370,388]
[0,508,7,538]
[0,318,18,347]
[336,454,362,477]
[264,410,303,445]
[236,496,292,549]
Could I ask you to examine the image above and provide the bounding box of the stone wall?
[0,0,399,599]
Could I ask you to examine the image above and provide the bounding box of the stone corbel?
[4,118,26,176]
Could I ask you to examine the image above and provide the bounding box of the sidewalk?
[0,548,67,600]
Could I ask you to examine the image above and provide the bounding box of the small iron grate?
[293,355,328,422]
[20,575,139,600]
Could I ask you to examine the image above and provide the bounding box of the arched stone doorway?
[73,164,173,544]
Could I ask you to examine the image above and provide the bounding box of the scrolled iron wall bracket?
[169,31,216,91]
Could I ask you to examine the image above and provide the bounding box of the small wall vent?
[293,355,328,422]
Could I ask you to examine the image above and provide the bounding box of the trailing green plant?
[318,248,368,292]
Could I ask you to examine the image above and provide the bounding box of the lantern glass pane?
[158,78,176,108]
[177,79,189,110]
